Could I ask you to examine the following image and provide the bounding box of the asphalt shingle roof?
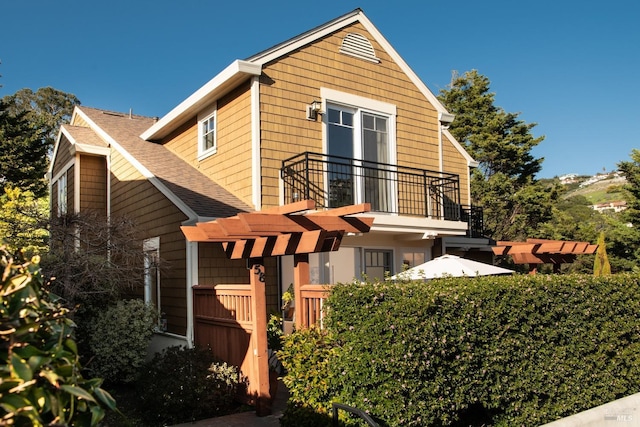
[78,106,252,219]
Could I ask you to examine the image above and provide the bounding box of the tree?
[3,87,80,152]
[42,212,152,309]
[0,100,48,196]
[613,149,640,269]
[0,187,49,257]
[593,231,611,276]
[0,248,116,425]
[0,88,79,197]
[438,70,557,241]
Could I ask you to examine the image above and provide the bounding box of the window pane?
[342,111,353,127]
[328,108,341,124]
[376,117,386,132]
[363,114,374,130]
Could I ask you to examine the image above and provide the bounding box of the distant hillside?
[561,174,626,205]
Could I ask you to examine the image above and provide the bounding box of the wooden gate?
[193,284,253,381]
[193,280,269,412]
[182,201,373,416]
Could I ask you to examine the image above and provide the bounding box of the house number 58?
[253,265,265,283]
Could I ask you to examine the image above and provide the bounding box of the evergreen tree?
[593,231,611,276]
[3,87,80,151]
[0,99,48,196]
[438,70,556,241]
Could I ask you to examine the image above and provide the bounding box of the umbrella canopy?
[391,254,514,280]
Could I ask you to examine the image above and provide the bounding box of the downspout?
[251,76,261,210]
[185,238,198,348]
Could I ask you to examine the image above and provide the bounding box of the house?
[48,8,487,378]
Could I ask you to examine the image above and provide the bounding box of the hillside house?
[48,8,488,406]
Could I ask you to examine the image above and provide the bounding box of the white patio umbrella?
[391,254,514,280]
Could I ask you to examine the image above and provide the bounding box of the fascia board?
[60,124,111,157]
[48,129,64,176]
[75,108,198,221]
[247,10,361,65]
[444,129,479,168]
[140,60,262,141]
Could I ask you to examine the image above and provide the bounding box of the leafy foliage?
[136,346,241,426]
[279,327,338,427]
[0,187,49,257]
[0,247,115,426]
[85,299,157,384]
[281,275,640,426]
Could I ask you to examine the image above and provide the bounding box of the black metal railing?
[461,205,484,238]
[332,403,380,427]
[281,152,483,228]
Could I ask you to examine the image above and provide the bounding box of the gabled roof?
[70,106,252,221]
[140,9,456,147]
[140,60,262,141]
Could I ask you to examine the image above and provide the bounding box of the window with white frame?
[57,173,67,216]
[143,237,163,330]
[322,88,397,213]
[198,104,217,159]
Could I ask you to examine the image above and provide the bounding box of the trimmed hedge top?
[281,274,640,426]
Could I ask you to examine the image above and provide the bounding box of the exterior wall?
[110,148,190,336]
[79,154,107,216]
[71,114,89,128]
[197,242,279,314]
[52,135,74,179]
[162,81,254,208]
[258,21,468,208]
[442,133,472,206]
[66,165,74,213]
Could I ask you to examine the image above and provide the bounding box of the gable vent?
[339,33,380,63]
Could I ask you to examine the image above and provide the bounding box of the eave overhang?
[363,214,469,238]
[140,60,262,141]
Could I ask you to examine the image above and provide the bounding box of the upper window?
[57,173,67,216]
[197,104,217,160]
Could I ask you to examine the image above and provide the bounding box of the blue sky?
[2,0,638,178]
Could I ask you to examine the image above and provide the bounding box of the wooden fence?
[193,284,259,402]
[299,284,329,328]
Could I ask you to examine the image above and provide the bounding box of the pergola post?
[249,259,271,416]
[293,253,309,329]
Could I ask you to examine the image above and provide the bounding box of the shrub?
[0,247,116,425]
[136,346,240,425]
[283,274,640,426]
[86,299,158,383]
[278,326,339,427]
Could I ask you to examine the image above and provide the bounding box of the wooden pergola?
[493,238,598,274]
[181,200,373,415]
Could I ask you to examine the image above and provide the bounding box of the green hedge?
[280,274,640,426]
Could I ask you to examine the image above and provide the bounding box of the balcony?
[281,152,484,238]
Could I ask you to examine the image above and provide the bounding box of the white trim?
[74,108,199,222]
[251,76,261,210]
[443,129,478,168]
[185,240,198,348]
[60,126,111,156]
[141,60,262,141]
[50,159,74,185]
[143,236,161,316]
[48,126,66,175]
[320,87,396,116]
[72,143,110,156]
[73,154,80,214]
[56,172,68,216]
